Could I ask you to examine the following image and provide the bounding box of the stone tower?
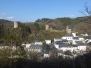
[45,25,49,30]
[66,25,71,34]
[14,21,18,28]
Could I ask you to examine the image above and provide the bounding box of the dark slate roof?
[79,36,84,38]
[72,45,78,47]
[59,43,68,47]
[50,45,57,51]
[85,36,91,39]
[55,41,63,44]
[64,34,73,37]
[30,44,42,48]
[75,41,83,44]
[62,39,68,42]
[75,41,86,46]
[44,51,49,54]
[73,37,79,40]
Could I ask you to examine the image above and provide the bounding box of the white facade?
[78,46,86,51]
[58,46,78,52]
[87,39,91,43]
[26,44,31,48]
[54,38,62,48]
[79,38,84,41]
[58,47,68,51]
[45,39,51,44]
[62,36,73,40]
[28,48,41,53]
[35,41,43,45]
[54,44,59,49]
[44,54,50,58]
[21,43,31,48]
[72,32,76,37]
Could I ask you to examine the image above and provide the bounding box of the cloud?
[7,16,14,19]
[0,13,6,16]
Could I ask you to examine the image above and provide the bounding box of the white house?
[54,38,62,48]
[72,37,80,45]
[45,39,51,44]
[54,38,62,41]
[75,41,87,51]
[85,36,91,43]
[21,42,31,48]
[34,40,43,45]
[78,45,86,51]
[62,39,69,44]
[62,34,73,41]
[28,44,42,53]
[44,51,50,58]
[79,36,85,41]
[58,44,76,52]
[72,32,77,37]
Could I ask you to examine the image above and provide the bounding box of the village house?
[28,43,42,53]
[45,38,51,44]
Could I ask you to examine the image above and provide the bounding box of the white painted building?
[44,53,50,58]
[58,44,78,52]
[28,44,42,53]
[21,42,31,48]
[54,38,62,48]
[75,41,87,51]
[78,45,86,51]
[72,32,77,37]
[79,36,84,41]
[34,41,43,45]
[62,34,73,41]
[45,39,51,44]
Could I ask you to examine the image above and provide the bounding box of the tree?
[81,4,91,23]
[35,19,41,22]
[0,24,5,42]
[34,23,40,32]
[42,42,50,53]
[64,50,72,55]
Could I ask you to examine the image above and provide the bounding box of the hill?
[0,19,13,25]
[33,16,89,34]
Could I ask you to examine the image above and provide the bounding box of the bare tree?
[81,4,91,23]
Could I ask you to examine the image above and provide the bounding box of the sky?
[0,0,91,22]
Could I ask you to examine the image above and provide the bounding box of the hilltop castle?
[66,25,71,34]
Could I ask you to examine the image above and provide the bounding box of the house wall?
[58,47,68,51]
[28,48,41,53]
[54,44,59,48]
[62,37,73,40]
[79,38,84,41]
[88,39,91,43]
[35,42,43,45]
[78,46,86,51]
[44,54,50,58]
[58,46,78,52]
[45,40,51,44]
[26,44,31,48]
